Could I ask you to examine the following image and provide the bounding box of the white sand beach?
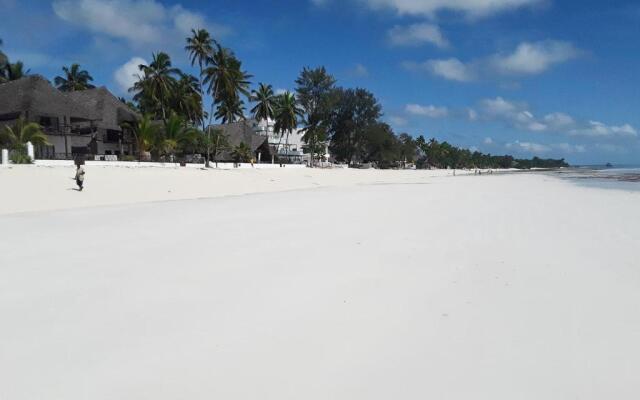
[1,167,639,399]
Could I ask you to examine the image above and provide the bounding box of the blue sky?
[1,0,639,164]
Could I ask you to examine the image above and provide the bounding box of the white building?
[248,118,330,163]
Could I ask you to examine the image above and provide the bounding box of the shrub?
[10,150,32,164]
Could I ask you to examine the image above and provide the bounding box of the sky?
[1,0,639,164]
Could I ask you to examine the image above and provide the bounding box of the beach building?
[208,120,272,162]
[0,76,139,160]
[249,118,331,163]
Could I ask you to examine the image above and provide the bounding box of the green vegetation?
[250,83,276,135]
[0,118,49,164]
[274,91,304,156]
[231,142,252,163]
[414,137,568,169]
[0,34,569,169]
[295,67,336,166]
[0,38,29,83]
[54,64,95,92]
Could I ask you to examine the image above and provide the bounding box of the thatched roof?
[0,75,97,120]
[68,87,140,130]
[209,120,270,160]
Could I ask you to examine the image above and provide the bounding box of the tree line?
[0,35,568,169]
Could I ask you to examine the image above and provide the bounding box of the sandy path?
[1,173,639,399]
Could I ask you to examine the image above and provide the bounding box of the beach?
[1,167,639,399]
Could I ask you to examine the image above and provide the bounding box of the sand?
[1,166,639,399]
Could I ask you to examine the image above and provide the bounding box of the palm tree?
[163,113,199,159]
[214,95,245,123]
[171,73,203,125]
[6,61,29,81]
[273,91,303,159]
[0,118,49,163]
[250,83,276,137]
[54,64,95,92]
[230,142,252,164]
[0,118,48,148]
[202,45,251,166]
[0,38,8,83]
[135,53,180,122]
[203,44,252,124]
[130,114,159,161]
[185,28,215,131]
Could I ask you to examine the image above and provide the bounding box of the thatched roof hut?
[209,120,271,161]
[0,75,97,121]
[68,87,139,130]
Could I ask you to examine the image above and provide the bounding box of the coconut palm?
[54,64,95,92]
[171,73,203,125]
[163,113,199,158]
[0,118,48,148]
[0,38,8,83]
[185,28,215,130]
[273,91,303,158]
[214,95,245,124]
[203,44,251,123]
[250,83,276,135]
[130,114,159,161]
[230,141,252,164]
[0,118,49,163]
[134,53,180,121]
[6,61,29,81]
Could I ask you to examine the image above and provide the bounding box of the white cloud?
[467,108,478,121]
[570,121,638,138]
[483,137,493,145]
[479,97,547,132]
[595,143,629,153]
[553,143,587,154]
[476,97,638,140]
[506,141,551,153]
[406,40,580,83]
[388,115,408,126]
[388,23,448,48]
[353,0,543,18]
[492,41,581,75]
[5,52,57,68]
[543,112,575,129]
[405,103,449,118]
[351,63,370,77]
[114,56,147,94]
[53,0,229,49]
[506,141,589,155]
[404,58,475,82]
[275,88,289,95]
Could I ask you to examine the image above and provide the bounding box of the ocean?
[549,165,640,191]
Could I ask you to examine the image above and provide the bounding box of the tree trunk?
[285,130,290,162]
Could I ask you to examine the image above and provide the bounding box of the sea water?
[550,165,640,192]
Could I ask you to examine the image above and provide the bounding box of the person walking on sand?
[75,164,85,191]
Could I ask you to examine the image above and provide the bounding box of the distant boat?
[606,163,613,168]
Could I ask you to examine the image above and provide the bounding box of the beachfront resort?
[1,1,639,399]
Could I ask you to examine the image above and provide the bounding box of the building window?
[105,130,121,143]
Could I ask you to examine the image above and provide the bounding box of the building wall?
[252,119,330,160]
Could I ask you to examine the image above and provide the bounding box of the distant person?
[250,158,255,168]
[75,164,85,191]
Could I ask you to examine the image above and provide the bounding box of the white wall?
[34,160,308,169]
